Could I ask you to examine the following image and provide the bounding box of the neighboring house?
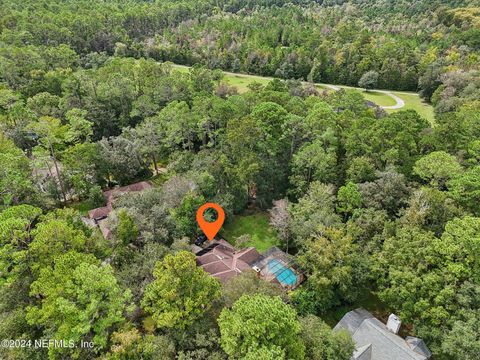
[194,241,304,288]
[334,308,432,360]
[87,181,152,238]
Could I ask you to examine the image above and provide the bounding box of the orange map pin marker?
[196,203,225,241]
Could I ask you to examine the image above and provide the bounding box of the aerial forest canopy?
[0,0,479,359]
[1,0,479,94]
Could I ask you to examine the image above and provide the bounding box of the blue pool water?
[267,259,298,286]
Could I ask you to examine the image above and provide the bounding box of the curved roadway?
[321,84,405,110]
[171,64,406,110]
[375,91,405,110]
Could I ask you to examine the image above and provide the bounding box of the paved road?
[172,64,407,110]
[375,91,405,110]
[320,84,405,110]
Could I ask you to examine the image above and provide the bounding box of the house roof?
[87,181,152,237]
[334,309,431,360]
[88,205,111,220]
[354,344,372,360]
[235,247,261,265]
[196,242,261,282]
[98,219,112,239]
[406,337,432,359]
[103,181,152,203]
[215,239,236,252]
[88,181,152,220]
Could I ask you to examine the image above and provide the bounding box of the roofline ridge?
[362,319,425,360]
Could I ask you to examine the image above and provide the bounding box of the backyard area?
[220,211,279,252]
[322,290,389,328]
[67,198,98,216]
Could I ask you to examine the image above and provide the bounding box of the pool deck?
[193,240,304,289]
[252,247,304,289]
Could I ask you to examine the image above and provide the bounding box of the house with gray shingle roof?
[334,308,432,360]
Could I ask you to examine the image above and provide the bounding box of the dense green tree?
[359,167,411,216]
[115,209,139,245]
[0,205,42,286]
[442,311,480,360]
[142,251,221,329]
[290,139,337,195]
[105,329,176,360]
[300,315,354,360]
[115,243,168,303]
[65,108,93,144]
[447,166,480,215]
[419,62,444,101]
[290,182,341,243]
[0,134,36,205]
[28,218,89,274]
[157,101,198,151]
[98,135,148,185]
[243,346,286,360]
[28,116,68,202]
[376,216,480,355]
[130,117,166,175]
[26,251,131,359]
[297,228,368,311]
[345,111,430,173]
[250,102,288,152]
[346,208,391,255]
[225,115,263,199]
[336,182,362,218]
[62,142,105,198]
[26,92,62,118]
[175,326,226,360]
[414,151,463,188]
[170,192,206,238]
[400,187,463,235]
[358,70,379,91]
[346,156,376,183]
[218,294,305,360]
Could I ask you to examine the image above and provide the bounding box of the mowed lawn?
[354,89,397,107]
[221,212,279,252]
[391,91,435,123]
[169,62,435,124]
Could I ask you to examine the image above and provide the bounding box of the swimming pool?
[267,259,298,286]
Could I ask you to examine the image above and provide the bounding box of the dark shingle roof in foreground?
[334,309,431,360]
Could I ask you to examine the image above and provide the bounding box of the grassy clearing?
[224,73,271,92]
[221,212,279,252]
[389,92,435,123]
[170,63,189,73]
[67,199,98,216]
[170,63,435,124]
[353,89,397,107]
